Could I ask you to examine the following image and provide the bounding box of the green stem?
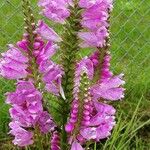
[60,1,82,149]
[61,2,82,102]
[35,126,44,150]
[94,142,97,150]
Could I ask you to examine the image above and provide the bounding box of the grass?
[0,0,150,149]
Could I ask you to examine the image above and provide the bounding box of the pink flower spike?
[37,20,62,42]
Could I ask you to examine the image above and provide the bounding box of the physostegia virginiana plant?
[0,0,125,149]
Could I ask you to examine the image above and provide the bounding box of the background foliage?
[0,0,150,149]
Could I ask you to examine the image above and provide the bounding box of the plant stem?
[60,1,82,149]
[61,1,81,103]
[94,142,97,150]
[35,126,44,150]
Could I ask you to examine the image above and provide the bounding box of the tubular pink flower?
[16,31,63,97]
[71,140,84,150]
[38,111,56,134]
[17,33,58,65]
[0,44,28,79]
[51,131,61,150]
[79,0,113,9]
[37,20,62,42]
[39,59,64,97]
[66,56,120,147]
[7,81,56,147]
[6,81,43,126]
[89,51,100,68]
[76,57,94,80]
[9,121,33,147]
[91,74,125,101]
[78,27,108,48]
[80,102,116,141]
[36,41,58,64]
[38,0,71,23]
[78,0,113,48]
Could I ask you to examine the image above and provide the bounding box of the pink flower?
[76,57,94,80]
[71,141,84,150]
[9,105,32,127]
[39,60,64,97]
[38,0,70,23]
[9,121,33,147]
[51,131,61,150]
[78,27,108,48]
[78,0,113,49]
[17,33,58,65]
[0,44,28,79]
[79,0,113,9]
[37,20,62,42]
[81,4,109,30]
[89,51,100,68]
[37,41,58,64]
[7,81,43,126]
[38,111,56,133]
[91,75,125,101]
[17,39,28,51]
[80,102,116,141]
[94,101,116,115]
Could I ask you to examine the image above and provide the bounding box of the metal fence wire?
[0,0,150,138]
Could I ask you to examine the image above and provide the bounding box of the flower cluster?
[63,0,125,149]
[0,0,125,149]
[36,20,65,98]
[0,44,28,79]
[0,6,63,147]
[6,81,55,146]
[17,20,64,97]
[65,57,124,149]
[38,0,72,24]
[78,0,113,48]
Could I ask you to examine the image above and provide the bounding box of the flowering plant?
[0,0,125,149]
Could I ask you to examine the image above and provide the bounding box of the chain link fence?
[0,0,150,139]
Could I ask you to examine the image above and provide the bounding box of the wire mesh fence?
[0,0,150,138]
